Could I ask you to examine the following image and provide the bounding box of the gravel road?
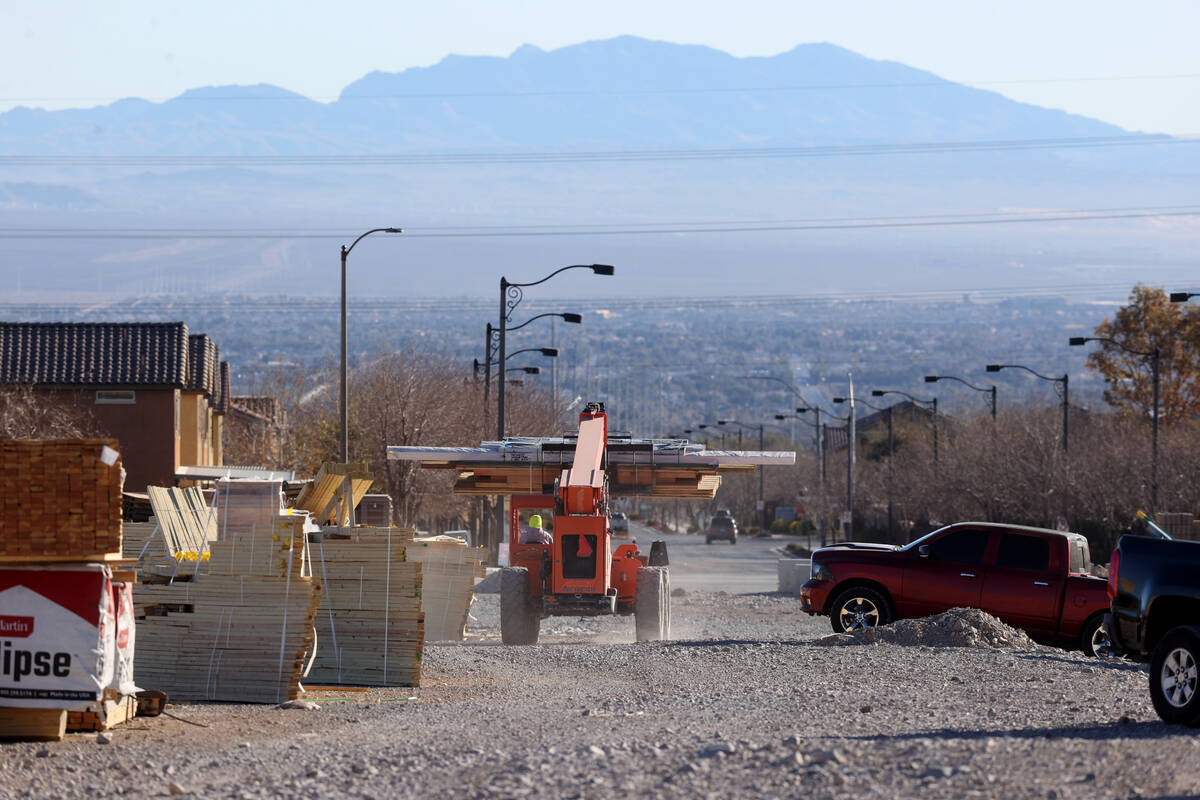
[1,529,1195,800]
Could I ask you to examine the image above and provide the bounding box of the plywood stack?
[293,462,374,526]
[133,505,320,703]
[407,535,487,641]
[0,438,124,560]
[307,527,423,687]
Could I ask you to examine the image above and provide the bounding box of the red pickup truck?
[799,522,1111,655]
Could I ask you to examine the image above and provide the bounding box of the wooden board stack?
[0,441,140,741]
[307,527,424,687]
[133,502,319,703]
[0,438,124,560]
[407,535,487,641]
[134,573,320,703]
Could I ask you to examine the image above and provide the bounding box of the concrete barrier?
[777,558,811,594]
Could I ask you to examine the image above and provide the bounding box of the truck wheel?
[500,567,540,645]
[635,566,670,642]
[1150,627,1200,725]
[829,587,892,633]
[1080,614,1115,658]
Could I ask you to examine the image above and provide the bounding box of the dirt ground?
[1,588,1195,800]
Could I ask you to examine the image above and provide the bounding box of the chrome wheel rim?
[1161,647,1198,708]
[1091,624,1115,659]
[838,597,880,631]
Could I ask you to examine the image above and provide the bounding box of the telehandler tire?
[500,567,540,645]
[635,566,670,642]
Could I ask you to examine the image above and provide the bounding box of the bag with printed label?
[0,564,115,709]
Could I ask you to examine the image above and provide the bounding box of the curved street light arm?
[928,375,992,393]
[507,312,580,333]
[1071,335,1155,359]
[988,363,1063,383]
[504,347,557,361]
[872,389,935,409]
[342,227,402,257]
[507,264,613,290]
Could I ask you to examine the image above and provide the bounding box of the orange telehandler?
[388,401,794,644]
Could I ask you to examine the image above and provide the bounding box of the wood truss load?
[388,439,793,500]
[0,438,124,560]
[294,462,374,527]
[145,486,215,560]
[405,535,487,642]
[307,527,423,687]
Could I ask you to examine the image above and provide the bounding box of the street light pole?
[924,374,997,421]
[498,266,612,439]
[986,364,1069,453]
[719,419,767,531]
[874,389,938,474]
[340,227,402,464]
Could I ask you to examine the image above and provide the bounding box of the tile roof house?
[0,322,229,491]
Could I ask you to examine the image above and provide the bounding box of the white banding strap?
[384,526,392,683]
[276,529,295,704]
[206,607,229,700]
[317,537,341,683]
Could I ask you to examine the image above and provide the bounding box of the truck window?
[995,533,1050,572]
[928,529,990,564]
[1068,540,1090,574]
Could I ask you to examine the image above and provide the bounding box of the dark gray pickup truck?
[1108,523,1200,724]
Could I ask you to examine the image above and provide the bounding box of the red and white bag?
[0,564,116,709]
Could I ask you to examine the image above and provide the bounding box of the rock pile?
[814,607,1038,650]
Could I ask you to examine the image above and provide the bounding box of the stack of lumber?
[133,573,320,703]
[307,527,423,687]
[0,438,124,560]
[214,480,284,540]
[407,535,487,641]
[0,440,141,741]
[133,507,320,703]
[293,462,374,526]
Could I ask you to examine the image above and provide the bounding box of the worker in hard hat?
[518,513,553,545]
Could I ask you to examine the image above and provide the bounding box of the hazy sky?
[3,0,1199,134]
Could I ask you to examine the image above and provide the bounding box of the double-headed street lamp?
[986,364,1068,452]
[1071,335,1160,506]
[924,374,996,421]
[340,227,403,463]
[498,266,613,439]
[718,418,768,531]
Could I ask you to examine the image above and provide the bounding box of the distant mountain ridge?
[0,36,1128,156]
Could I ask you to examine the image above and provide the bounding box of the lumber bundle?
[134,575,320,703]
[133,512,319,703]
[214,480,284,540]
[293,462,374,526]
[205,512,310,578]
[0,438,124,560]
[307,528,424,686]
[406,535,487,641]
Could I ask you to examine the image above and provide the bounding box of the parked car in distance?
[610,511,630,537]
[706,515,737,545]
[799,522,1111,655]
[1106,524,1200,723]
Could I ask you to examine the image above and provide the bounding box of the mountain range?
[1,36,1196,299]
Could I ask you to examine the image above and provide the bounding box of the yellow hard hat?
[528,514,543,528]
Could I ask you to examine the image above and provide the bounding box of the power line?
[0,205,1196,240]
[0,133,1193,168]
[6,72,1200,105]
